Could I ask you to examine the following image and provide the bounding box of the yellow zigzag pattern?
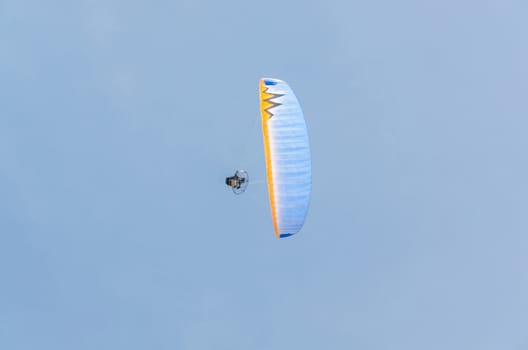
[261,87,284,119]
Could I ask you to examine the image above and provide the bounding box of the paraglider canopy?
[259,77,311,238]
[225,170,249,194]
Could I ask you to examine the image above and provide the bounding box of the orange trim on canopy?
[259,79,280,238]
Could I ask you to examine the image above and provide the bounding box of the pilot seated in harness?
[225,170,249,194]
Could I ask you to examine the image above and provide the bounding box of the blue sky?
[1,0,527,349]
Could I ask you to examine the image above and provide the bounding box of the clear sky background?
[1,0,527,349]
